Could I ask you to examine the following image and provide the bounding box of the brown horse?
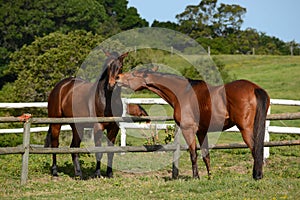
[116,68,270,180]
[45,51,128,179]
[127,104,148,117]
[126,104,150,123]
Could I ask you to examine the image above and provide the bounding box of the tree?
[97,0,148,31]
[120,7,148,29]
[176,0,218,38]
[217,4,246,36]
[0,0,107,52]
[151,20,179,31]
[0,0,108,87]
[176,0,246,38]
[2,31,104,102]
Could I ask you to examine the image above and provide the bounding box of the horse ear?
[151,66,159,72]
[118,52,129,62]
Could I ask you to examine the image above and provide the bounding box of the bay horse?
[116,67,270,180]
[126,104,150,123]
[127,104,148,117]
[45,51,128,179]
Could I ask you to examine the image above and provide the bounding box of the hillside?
[217,55,300,100]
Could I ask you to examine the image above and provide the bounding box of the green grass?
[0,148,299,199]
[0,55,300,199]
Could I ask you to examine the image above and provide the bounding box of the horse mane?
[99,66,108,81]
[141,68,206,85]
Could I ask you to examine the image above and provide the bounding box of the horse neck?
[145,74,189,108]
[95,78,106,96]
[97,74,121,102]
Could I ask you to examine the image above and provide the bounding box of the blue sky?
[128,0,300,42]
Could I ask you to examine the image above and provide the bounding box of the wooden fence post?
[172,125,180,179]
[20,119,31,185]
[120,98,128,147]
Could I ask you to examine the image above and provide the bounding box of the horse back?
[225,79,263,101]
[48,77,91,117]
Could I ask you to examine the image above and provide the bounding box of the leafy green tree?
[176,0,246,38]
[0,0,148,88]
[216,3,246,36]
[151,20,180,31]
[0,0,107,52]
[121,7,148,29]
[0,0,108,87]
[176,0,218,38]
[2,30,104,102]
[97,0,148,31]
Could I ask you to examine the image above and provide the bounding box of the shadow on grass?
[42,159,112,180]
[162,175,195,182]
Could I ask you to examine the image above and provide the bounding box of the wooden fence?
[0,99,300,185]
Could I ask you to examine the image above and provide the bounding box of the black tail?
[44,126,52,147]
[253,88,270,180]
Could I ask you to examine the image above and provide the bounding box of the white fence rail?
[0,98,299,159]
[0,98,299,136]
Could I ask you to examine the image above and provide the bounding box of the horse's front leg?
[181,126,199,179]
[45,124,61,177]
[93,123,104,178]
[106,123,120,178]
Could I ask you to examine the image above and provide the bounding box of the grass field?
[0,55,300,199]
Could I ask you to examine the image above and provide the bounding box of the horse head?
[116,66,158,91]
[103,51,129,90]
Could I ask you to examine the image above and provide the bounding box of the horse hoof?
[107,174,114,178]
[51,167,58,177]
[193,174,200,179]
[93,174,102,179]
[253,170,263,180]
[207,174,212,180]
[253,174,263,180]
[93,170,102,178]
[74,171,83,180]
[106,172,113,178]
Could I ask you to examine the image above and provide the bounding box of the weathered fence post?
[20,119,31,185]
[120,98,128,147]
[172,125,180,179]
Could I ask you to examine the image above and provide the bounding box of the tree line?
[152,0,298,55]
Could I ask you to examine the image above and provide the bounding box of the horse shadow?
[162,175,195,182]
[42,156,108,180]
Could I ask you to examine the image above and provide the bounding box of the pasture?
[0,55,299,199]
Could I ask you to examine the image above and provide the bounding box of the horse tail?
[253,88,270,180]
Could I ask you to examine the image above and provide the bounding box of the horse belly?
[206,88,229,132]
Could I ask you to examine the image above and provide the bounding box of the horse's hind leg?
[197,131,211,178]
[46,124,61,176]
[239,127,261,178]
[70,124,83,179]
